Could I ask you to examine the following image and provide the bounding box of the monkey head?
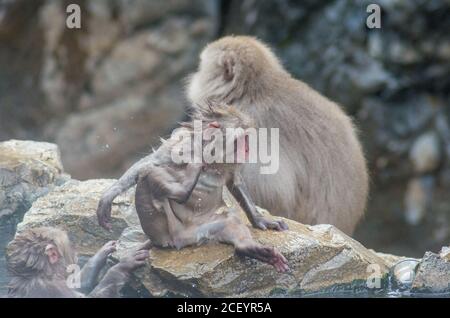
[187,35,285,105]
[6,227,77,278]
[192,101,254,163]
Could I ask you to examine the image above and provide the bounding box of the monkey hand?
[96,240,117,260]
[87,241,117,272]
[252,217,289,232]
[115,249,149,273]
[136,239,152,251]
[97,198,113,230]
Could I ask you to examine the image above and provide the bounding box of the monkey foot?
[254,217,289,231]
[117,249,150,272]
[236,244,289,273]
[97,240,117,259]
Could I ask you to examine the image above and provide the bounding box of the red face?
[45,244,60,264]
[207,121,249,162]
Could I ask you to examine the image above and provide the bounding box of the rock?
[117,224,389,297]
[13,176,391,297]
[0,140,68,220]
[113,196,391,297]
[374,251,414,268]
[439,246,450,262]
[117,0,216,32]
[409,132,441,174]
[404,176,434,226]
[16,178,138,257]
[412,252,450,293]
[91,31,161,95]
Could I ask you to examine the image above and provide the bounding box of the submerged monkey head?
[187,35,287,105]
[6,227,77,278]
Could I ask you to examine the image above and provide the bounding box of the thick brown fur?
[187,36,369,235]
[6,227,149,298]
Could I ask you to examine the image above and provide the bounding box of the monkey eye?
[208,121,220,128]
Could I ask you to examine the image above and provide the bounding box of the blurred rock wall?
[0,0,449,256]
[0,0,218,179]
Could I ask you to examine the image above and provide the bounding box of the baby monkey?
[102,102,289,272]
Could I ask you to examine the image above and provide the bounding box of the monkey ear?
[208,121,220,128]
[45,244,60,264]
[220,52,235,82]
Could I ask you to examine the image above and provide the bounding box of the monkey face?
[203,122,249,163]
[46,228,78,265]
[45,244,60,264]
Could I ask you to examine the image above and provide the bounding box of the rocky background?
[0,0,449,260]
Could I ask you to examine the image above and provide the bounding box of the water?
[0,216,19,296]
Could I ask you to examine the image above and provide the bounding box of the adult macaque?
[134,103,289,272]
[186,36,369,235]
[97,36,368,236]
[6,227,150,298]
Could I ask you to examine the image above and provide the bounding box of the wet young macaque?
[6,227,150,298]
[134,103,289,272]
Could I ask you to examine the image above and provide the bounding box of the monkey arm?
[87,246,149,298]
[97,155,155,229]
[143,163,202,204]
[87,265,129,298]
[169,163,203,204]
[78,255,106,293]
[78,241,116,293]
[227,172,289,231]
[226,175,262,227]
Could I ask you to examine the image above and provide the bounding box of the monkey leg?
[97,155,156,230]
[162,200,187,248]
[215,215,289,273]
[163,200,226,249]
